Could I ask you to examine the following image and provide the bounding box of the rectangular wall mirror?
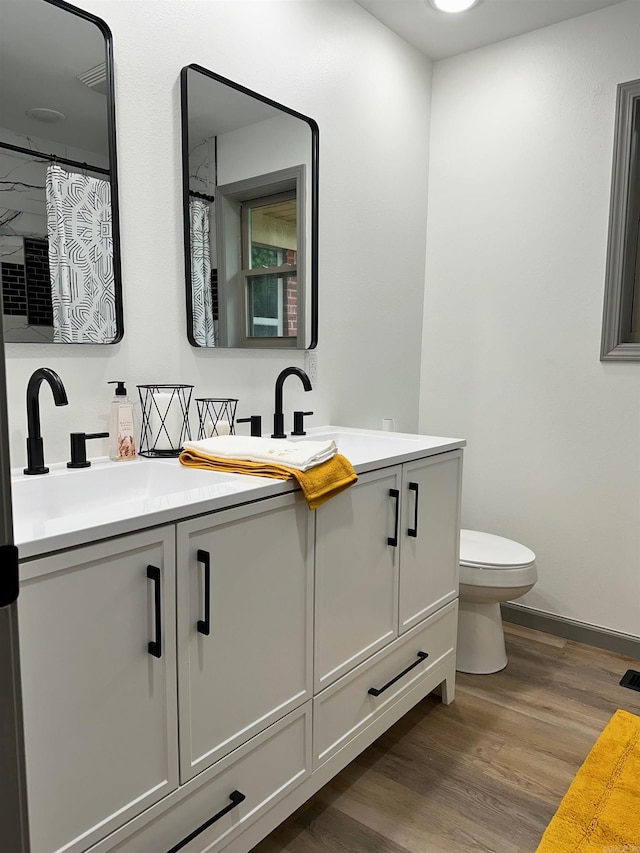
[180,65,318,349]
[0,0,122,344]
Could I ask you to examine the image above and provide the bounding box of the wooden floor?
[253,623,640,853]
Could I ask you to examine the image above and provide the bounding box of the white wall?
[421,1,640,637]
[4,0,432,467]
[217,115,310,186]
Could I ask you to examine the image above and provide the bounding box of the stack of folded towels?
[179,435,358,510]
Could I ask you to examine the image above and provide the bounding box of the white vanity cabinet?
[314,450,462,692]
[175,493,314,783]
[18,527,178,853]
[15,429,464,853]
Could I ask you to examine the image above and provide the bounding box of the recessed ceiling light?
[430,0,480,13]
[25,108,66,123]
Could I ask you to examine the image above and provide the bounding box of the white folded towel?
[181,435,337,472]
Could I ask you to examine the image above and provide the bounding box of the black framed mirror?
[0,0,122,344]
[180,65,318,350]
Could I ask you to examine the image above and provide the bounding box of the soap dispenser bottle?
[108,381,136,461]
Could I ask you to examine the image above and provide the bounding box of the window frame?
[601,78,640,361]
[240,190,298,341]
[216,166,305,349]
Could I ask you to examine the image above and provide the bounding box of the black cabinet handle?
[368,651,429,697]
[166,790,246,853]
[196,549,211,636]
[387,488,400,547]
[407,482,419,538]
[147,565,162,658]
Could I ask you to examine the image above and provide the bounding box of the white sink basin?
[11,456,270,556]
[293,427,434,466]
[11,457,239,522]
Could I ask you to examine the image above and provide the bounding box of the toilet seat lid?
[460,529,536,569]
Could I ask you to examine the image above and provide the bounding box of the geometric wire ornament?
[196,398,238,439]
[137,384,194,457]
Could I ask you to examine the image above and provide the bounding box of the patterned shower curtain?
[189,197,216,346]
[46,164,116,343]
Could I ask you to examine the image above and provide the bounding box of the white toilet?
[456,529,537,674]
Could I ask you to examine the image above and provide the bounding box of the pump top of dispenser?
[108,381,128,396]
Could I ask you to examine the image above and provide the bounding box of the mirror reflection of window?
[242,193,298,339]
[214,166,304,349]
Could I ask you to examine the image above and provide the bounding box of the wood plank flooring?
[252,623,640,853]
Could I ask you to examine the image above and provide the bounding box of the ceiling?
[352,0,627,61]
[0,0,108,154]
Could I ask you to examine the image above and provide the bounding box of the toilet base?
[456,599,508,674]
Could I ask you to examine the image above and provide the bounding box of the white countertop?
[12,425,465,560]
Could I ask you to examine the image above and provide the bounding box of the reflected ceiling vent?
[77,63,107,95]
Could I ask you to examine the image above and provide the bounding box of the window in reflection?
[242,192,298,340]
[215,165,305,348]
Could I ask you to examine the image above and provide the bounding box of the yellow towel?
[179,449,358,510]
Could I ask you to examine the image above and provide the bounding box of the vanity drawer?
[313,601,457,768]
[106,703,311,853]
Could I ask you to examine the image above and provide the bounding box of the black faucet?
[272,367,312,438]
[24,368,69,475]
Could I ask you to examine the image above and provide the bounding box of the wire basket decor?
[196,398,239,439]
[137,384,194,457]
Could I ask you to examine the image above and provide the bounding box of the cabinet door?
[314,466,402,693]
[18,527,178,853]
[176,493,313,783]
[399,450,462,634]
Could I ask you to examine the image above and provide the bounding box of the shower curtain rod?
[189,189,215,203]
[0,140,110,176]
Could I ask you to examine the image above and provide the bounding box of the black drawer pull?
[166,790,246,853]
[368,651,429,697]
[407,481,419,537]
[147,565,162,658]
[196,549,211,636]
[388,488,400,547]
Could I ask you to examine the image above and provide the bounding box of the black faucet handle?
[291,411,314,437]
[67,431,109,468]
[237,416,262,438]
